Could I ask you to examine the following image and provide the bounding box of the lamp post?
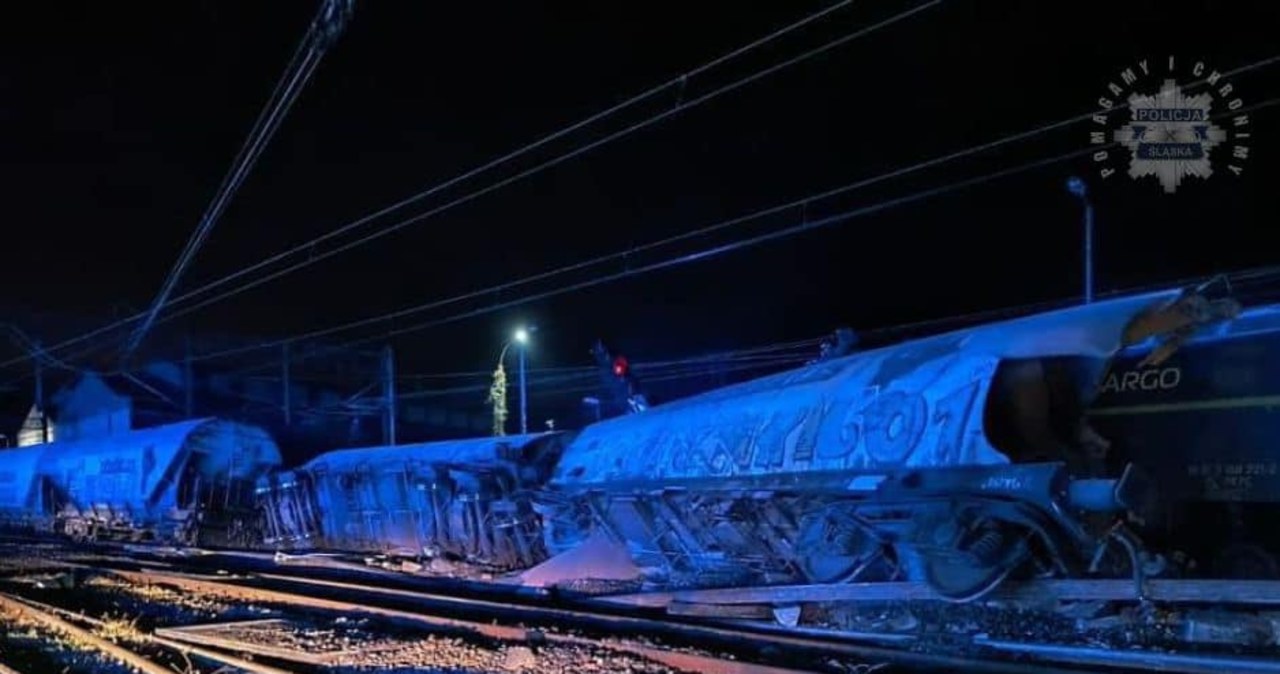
[1066,176,1094,304]
[493,326,534,436]
[513,327,531,434]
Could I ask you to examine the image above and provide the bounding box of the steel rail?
[12,537,1280,674]
[106,566,1156,674]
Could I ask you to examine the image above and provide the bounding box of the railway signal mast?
[591,340,647,418]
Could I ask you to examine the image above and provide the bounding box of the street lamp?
[1066,176,1094,304]
[495,326,535,435]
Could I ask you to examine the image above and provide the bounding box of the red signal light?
[612,356,629,377]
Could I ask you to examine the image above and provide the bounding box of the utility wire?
[148,0,946,328]
[390,337,822,381]
[395,356,814,402]
[194,144,1104,366]
[234,340,819,417]
[120,1,346,360]
[101,49,1280,366]
[159,0,869,306]
[131,47,1280,336]
[6,50,1277,373]
[239,339,821,394]
[304,147,1109,355]
[0,0,941,370]
[183,90,1280,367]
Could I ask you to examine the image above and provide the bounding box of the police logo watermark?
[1091,57,1252,193]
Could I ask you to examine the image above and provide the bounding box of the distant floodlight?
[514,327,529,344]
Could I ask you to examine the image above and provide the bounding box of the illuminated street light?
[494,326,536,435]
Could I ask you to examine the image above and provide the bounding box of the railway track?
[0,587,281,674]
[6,536,1280,674]
[133,565,1280,674]
[0,538,873,674]
[0,568,735,674]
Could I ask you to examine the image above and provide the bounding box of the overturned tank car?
[256,433,566,570]
[539,283,1242,600]
[0,445,54,533]
[38,418,282,547]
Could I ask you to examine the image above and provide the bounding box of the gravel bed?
[815,599,1280,657]
[0,607,137,674]
[163,614,680,673]
[323,633,678,673]
[79,574,278,626]
[0,572,279,636]
[16,571,692,673]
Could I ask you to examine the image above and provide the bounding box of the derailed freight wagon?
[1089,303,1280,576]
[40,418,282,546]
[257,433,565,570]
[540,283,1243,599]
[0,445,53,532]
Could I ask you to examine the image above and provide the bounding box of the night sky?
[1,1,1278,423]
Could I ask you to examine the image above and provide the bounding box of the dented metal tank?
[550,290,1199,490]
[0,445,52,531]
[541,286,1242,595]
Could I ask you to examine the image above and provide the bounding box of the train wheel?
[920,517,1029,602]
[795,508,886,584]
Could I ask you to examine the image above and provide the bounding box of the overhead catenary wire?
[40,47,1279,372]
[276,147,1113,359]
[389,337,824,381]
[262,342,821,416]
[177,145,1101,377]
[0,0,944,371]
[143,0,948,330]
[158,0,870,307]
[292,262,1280,410]
[4,50,1277,378]
[151,258,1280,416]
[120,1,348,360]
[205,106,1280,377]
[393,355,816,403]
[235,337,821,387]
[115,47,1280,340]
[8,123,1280,399]
[178,89,1280,369]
